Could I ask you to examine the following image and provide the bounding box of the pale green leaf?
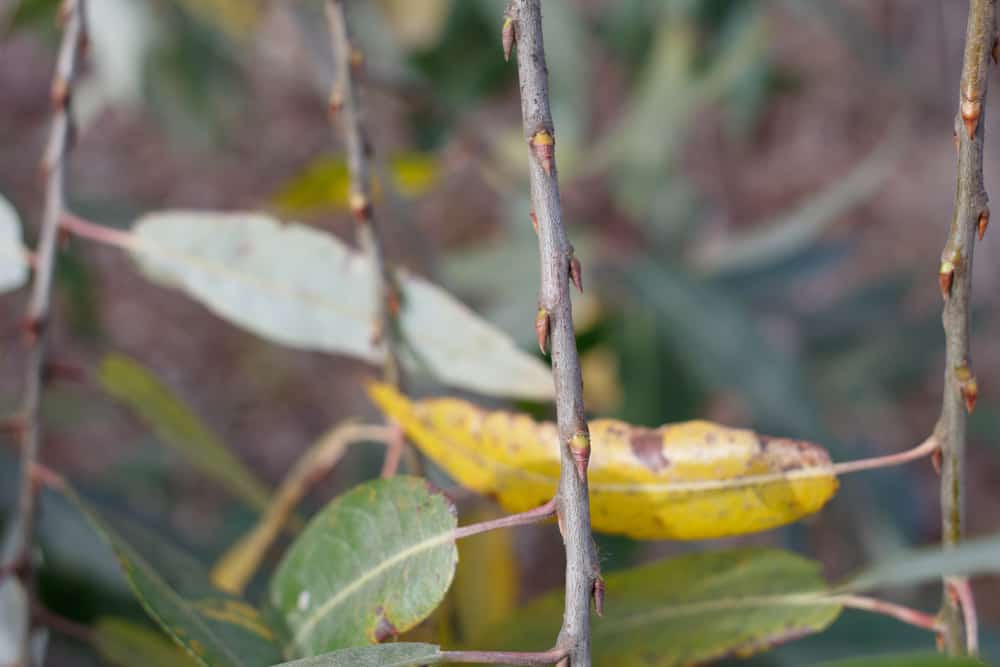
[98,353,272,512]
[126,211,553,400]
[0,193,28,293]
[269,476,458,658]
[480,548,841,666]
[273,643,442,667]
[94,617,199,667]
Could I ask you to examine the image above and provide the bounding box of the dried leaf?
[368,384,838,540]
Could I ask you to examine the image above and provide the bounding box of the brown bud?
[939,259,955,299]
[932,447,942,475]
[978,207,990,241]
[535,307,550,355]
[529,210,539,235]
[529,129,555,176]
[570,431,591,479]
[349,192,372,223]
[569,253,583,293]
[50,77,70,110]
[328,88,344,115]
[961,97,981,139]
[593,577,605,617]
[501,15,516,62]
[961,377,979,414]
[22,316,46,344]
[386,287,401,317]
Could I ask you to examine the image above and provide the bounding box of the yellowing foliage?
[368,384,838,540]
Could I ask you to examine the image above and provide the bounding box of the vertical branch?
[508,1,600,665]
[936,0,995,655]
[6,0,88,664]
[325,0,402,386]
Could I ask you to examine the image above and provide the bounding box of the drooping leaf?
[273,643,443,667]
[126,211,553,400]
[812,654,986,667]
[93,617,199,667]
[70,491,283,667]
[98,353,272,512]
[269,476,458,658]
[272,154,441,216]
[0,193,29,293]
[368,384,838,540]
[481,548,841,666]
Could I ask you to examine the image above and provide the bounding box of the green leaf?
[269,476,458,658]
[70,491,283,667]
[481,548,841,666]
[127,211,554,400]
[812,653,986,667]
[842,534,1000,593]
[0,193,28,294]
[94,617,199,667]
[98,353,272,512]
[273,643,442,667]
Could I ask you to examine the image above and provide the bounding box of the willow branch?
[439,647,568,666]
[325,0,402,387]
[508,1,600,664]
[454,498,557,541]
[7,1,87,664]
[936,0,994,655]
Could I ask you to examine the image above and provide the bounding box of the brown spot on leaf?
[372,606,399,643]
[629,429,670,473]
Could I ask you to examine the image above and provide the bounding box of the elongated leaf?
[71,492,282,667]
[369,385,837,540]
[270,476,458,658]
[813,654,985,667]
[0,193,28,293]
[126,211,553,400]
[481,548,841,666]
[274,643,442,667]
[98,353,272,511]
[94,617,199,667]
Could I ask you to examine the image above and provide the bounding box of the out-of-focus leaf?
[269,477,458,658]
[812,654,985,667]
[376,0,452,51]
[98,353,272,512]
[481,548,841,666]
[94,617,199,667]
[175,0,262,39]
[617,261,821,437]
[272,154,441,216]
[693,123,903,276]
[452,505,518,644]
[0,521,30,666]
[842,534,1000,593]
[126,211,553,400]
[369,384,837,540]
[274,643,443,667]
[0,193,28,293]
[71,491,283,667]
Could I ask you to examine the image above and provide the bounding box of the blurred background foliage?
[2,0,1000,665]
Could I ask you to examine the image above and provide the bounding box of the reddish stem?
[439,647,568,665]
[454,498,557,540]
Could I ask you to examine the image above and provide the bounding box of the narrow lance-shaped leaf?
[125,211,554,400]
[98,353,272,512]
[68,491,282,667]
[93,617,199,667]
[269,476,458,658]
[0,193,29,293]
[368,384,837,540]
[479,548,841,667]
[812,654,986,667]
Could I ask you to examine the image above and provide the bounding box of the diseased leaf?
[812,654,986,667]
[98,353,272,512]
[480,548,841,666]
[269,476,458,658]
[126,211,553,400]
[0,193,29,293]
[273,643,443,667]
[70,492,283,667]
[94,617,199,667]
[369,384,837,540]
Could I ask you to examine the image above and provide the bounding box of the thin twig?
[508,1,600,664]
[439,647,568,666]
[454,498,557,541]
[7,2,87,665]
[379,423,404,478]
[325,0,402,387]
[832,595,942,633]
[936,0,994,655]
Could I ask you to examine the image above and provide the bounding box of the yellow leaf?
[367,384,839,540]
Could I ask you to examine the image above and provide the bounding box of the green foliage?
[812,654,987,667]
[270,477,458,658]
[94,617,199,667]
